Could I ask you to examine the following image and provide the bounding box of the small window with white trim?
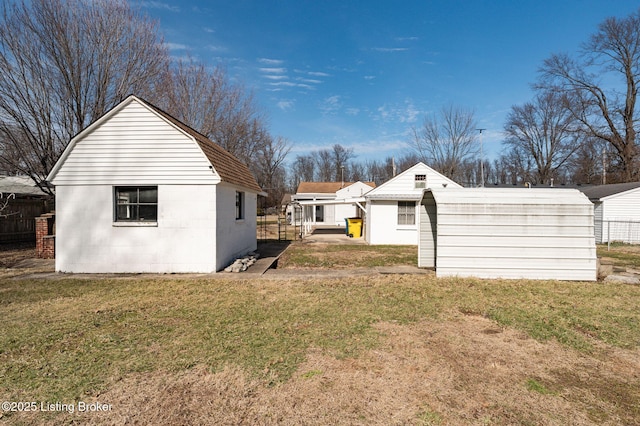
[397,201,416,225]
[115,186,158,222]
[414,174,426,189]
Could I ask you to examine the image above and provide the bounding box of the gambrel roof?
[47,95,262,193]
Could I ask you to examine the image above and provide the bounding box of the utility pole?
[477,128,486,187]
[602,148,607,185]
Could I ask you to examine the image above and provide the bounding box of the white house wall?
[51,100,218,186]
[366,163,460,245]
[55,185,217,273]
[599,189,640,244]
[215,183,257,270]
[367,200,418,245]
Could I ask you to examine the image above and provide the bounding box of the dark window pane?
[139,187,157,203]
[139,205,157,221]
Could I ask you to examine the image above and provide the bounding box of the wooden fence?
[0,198,51,243]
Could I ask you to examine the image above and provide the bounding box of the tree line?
[1,1,638,210]
[289,8,640,191]
[0,0,290,206]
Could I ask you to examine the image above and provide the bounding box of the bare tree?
[409,105,479,182]
[314,149,334,182]
[153,57,270,168]
[0,0,167,193]
[0,191,15,218]
[503,90,579,185]
[254,136,292,207]
[539,8,640,182]
[331,144,355,181]
[289,154,315,190]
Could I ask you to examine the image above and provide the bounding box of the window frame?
[114,186,158,224]
[235,191,245,220]
[414,174,427,189]
[397,200,416,226]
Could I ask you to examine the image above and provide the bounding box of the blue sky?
[139,0,640,163]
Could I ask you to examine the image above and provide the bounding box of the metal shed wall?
[419,188,596,281]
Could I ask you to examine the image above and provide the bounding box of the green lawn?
[1,273,639,404]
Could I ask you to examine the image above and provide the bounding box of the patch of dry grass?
[278,242,417,269]
[1,273,640,424]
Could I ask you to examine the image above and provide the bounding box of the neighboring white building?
[291,181,375,226]
[579,182,640,244]
[418,188,596,281]
[47,95,263,273]
[365,162,461,245]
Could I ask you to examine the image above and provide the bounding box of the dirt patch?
[16,314,638,425]
[0,242,36,268]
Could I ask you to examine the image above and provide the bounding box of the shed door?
[419,194,437,268]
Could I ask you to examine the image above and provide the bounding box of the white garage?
[579,182,640,244]
[418,188,597,281]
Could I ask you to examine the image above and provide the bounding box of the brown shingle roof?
[141,97,262,193]
[296,181,376,194]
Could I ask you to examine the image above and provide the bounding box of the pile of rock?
[223,252,259,273]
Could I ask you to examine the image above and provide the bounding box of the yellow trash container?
[347,217,363,238]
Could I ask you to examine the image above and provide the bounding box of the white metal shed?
[418,188,597,281]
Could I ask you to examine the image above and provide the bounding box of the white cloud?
[277,100,295,111]
[203,27,215,33]
[319,95,342,114]
[264,75,288,80]
[260,67,287,74]
[139,1,180,12]
[296,78,322,84]
[375,100,421,124]
[269,81,313,90]
[364,75,376,80]
[346,108,360,116]
[166,42,188,50]
[307,71,330,77]
[259,58,284,65]
[371,47,409,53]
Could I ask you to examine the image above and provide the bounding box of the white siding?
[600,188,640,243]
[418,194,437,268]
[594,202,604,243]
[366,163,460,245]
[55,185,217,273]
[368,201,418,245]
[51,100,217,185]
[365,163,461,200]
[419,188,597,281]
[215,184,257,270]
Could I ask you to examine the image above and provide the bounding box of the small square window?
[414,174,426,189]
[398,201,416,225]
[115,186,157,222]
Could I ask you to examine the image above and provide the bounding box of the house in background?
[47,95,262,273]
[579,182,640,244]
[419,188,596,281]
[365,162,461,245]
[0,176,51,243]
[291,181,375,226]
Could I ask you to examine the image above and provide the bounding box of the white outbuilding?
[365,162,461,245]
[579,182,640,244]
[47,95,263,273]
[418,188,597,281]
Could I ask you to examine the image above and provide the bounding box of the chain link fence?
[596,219,640,245]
